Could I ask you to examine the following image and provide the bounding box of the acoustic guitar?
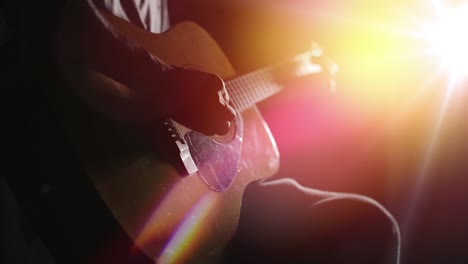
[57,9,337,264]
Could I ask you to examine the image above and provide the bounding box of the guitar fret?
[249,72,264,98]
[257,70,271,100]
[238,77,250,110]
[241,75,257,108]
[240,77,251,106]
[234,77,250,111]
[226,66,284,113]
[227,79,241,110]
[250,74,263,104]
[226,46,329,113]
[229,82,242,111]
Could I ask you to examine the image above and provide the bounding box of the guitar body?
[59,14,280,263]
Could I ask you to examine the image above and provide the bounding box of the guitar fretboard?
[226,67,282,112]
[224,47,330,113]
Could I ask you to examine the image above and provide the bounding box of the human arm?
[56,0,235,135]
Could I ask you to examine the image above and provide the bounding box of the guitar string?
[237,76,250,110]
[229,77,248,111]
[226,77,241,110]
[227,78,242,111]
[236,78,248,111]
[226,67,282,112]
[255,70,268,101]
[231,69,268,111]
[227,47,321,111]
[249,71,263,105]
[239,75,253,110]
[227,72,246,110]
[231,77,249,112]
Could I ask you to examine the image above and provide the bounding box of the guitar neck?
[226,48,328,112]
[226,67,282,112]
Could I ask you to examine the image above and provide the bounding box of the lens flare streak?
[399,0,467,249]
[400,76,458,240]
[157,193,219,264]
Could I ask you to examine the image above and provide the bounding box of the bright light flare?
[420,1,468,80]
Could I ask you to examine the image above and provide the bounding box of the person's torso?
[101,0,169,33]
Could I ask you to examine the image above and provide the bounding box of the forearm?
[60,1,168,87]
[56,1,231,132]
[57,0,189,121]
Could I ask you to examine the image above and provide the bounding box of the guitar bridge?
[175,139,198,175]
[164,120,198,175]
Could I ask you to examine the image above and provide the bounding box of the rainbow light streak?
[132,174,215,257]
[130,176,188,256]
[157,193,219,264]
[133,179,188,252]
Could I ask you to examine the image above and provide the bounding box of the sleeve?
[78,0,172,89]
[58,0,228,126]
[57,0,187,120]
[96,0,169,33]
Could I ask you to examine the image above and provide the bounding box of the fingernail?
[219,121,231,135]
